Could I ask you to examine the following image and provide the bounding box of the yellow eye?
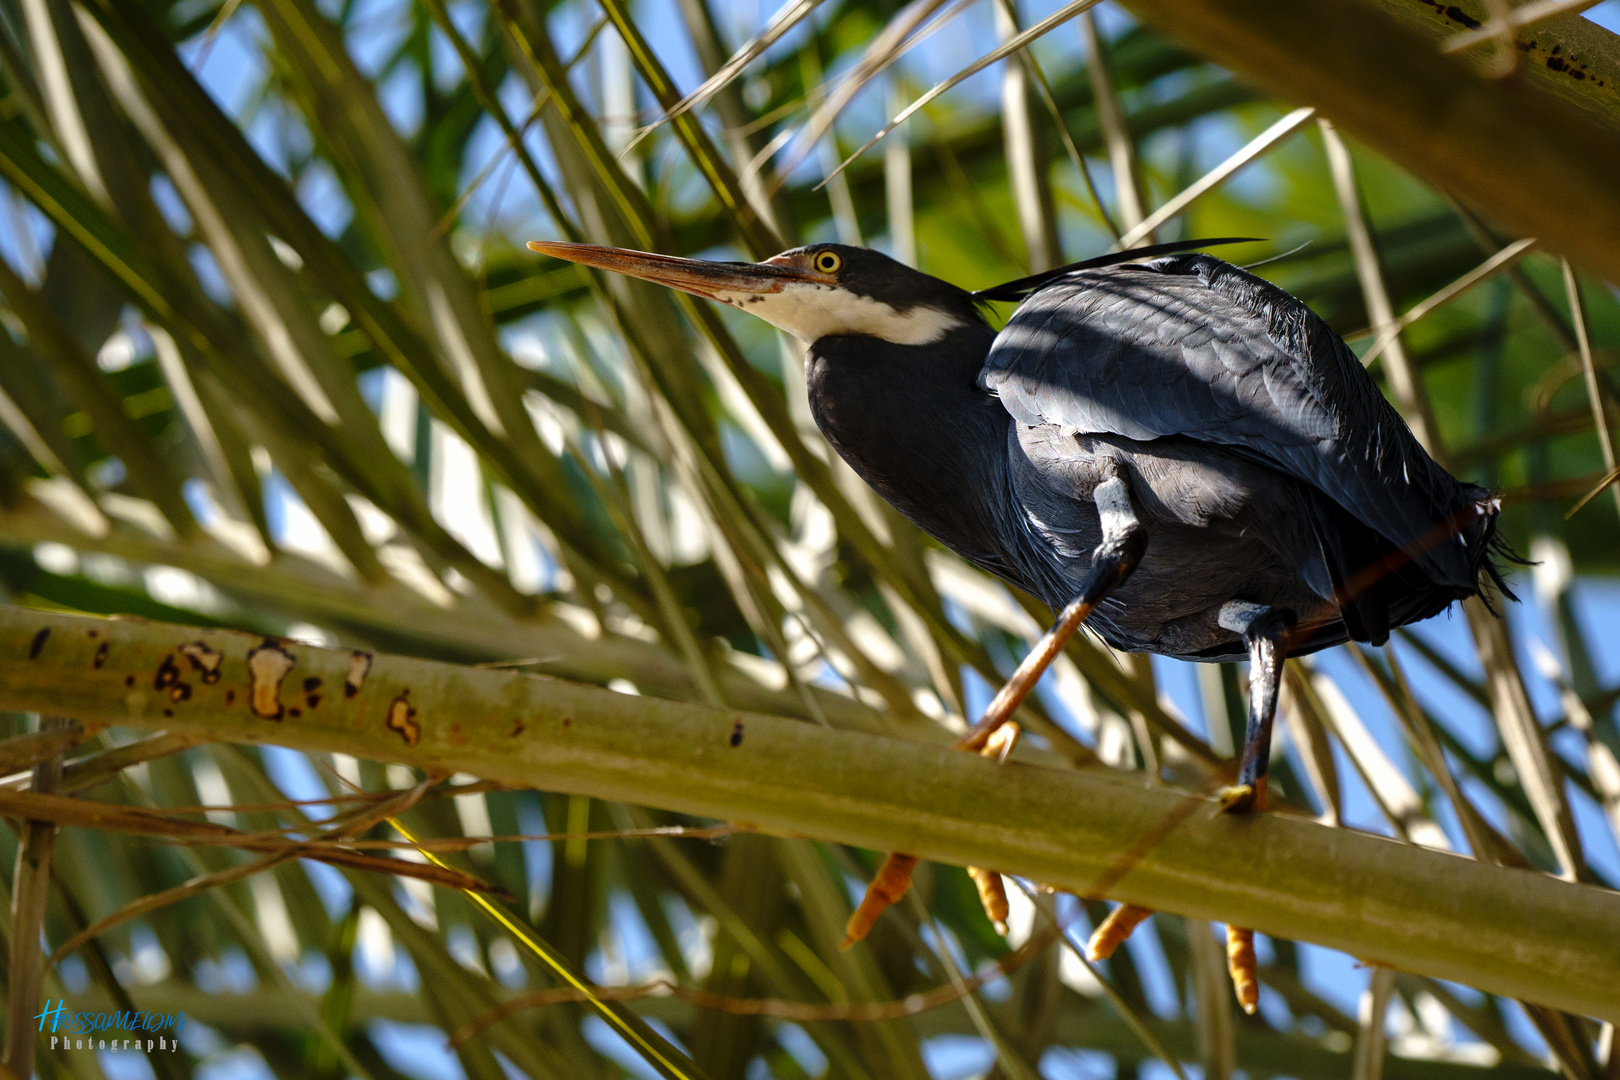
[813,251,842,274]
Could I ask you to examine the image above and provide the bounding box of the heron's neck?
[804,326,1010,563]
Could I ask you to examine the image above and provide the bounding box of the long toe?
[842,853,919,948]
[1087,903,1153,961]
[1227,925,1260,1014]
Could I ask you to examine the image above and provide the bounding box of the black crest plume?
[972,237,1263,302]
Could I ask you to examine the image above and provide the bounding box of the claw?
[1215,776,1268,815]
[984,721,1021,763]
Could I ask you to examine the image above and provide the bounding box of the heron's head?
[527,241,986,347]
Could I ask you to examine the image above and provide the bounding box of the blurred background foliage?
[0,0,1618,1076]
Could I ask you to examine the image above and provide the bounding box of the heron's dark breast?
[804,332,1018,577]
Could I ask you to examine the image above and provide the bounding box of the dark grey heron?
[528,236,1507,991]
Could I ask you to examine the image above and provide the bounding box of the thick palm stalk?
[2,604,1617,1021]
[1118,0,1620,280]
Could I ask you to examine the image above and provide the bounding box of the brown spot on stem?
[28,628,50,659]
[92,641,109,669]
[303,676,322,692]
[386,691,419,747]
[288,707,302,718]
[344,651,372,697]
[168,683,191,703]
[246,638,296,721]
[1442,5,1480,29]
[124,675,135,688]
[153,655,182,691]
[225,689,236,706]
[179,641,224,684]
[305,692,323,710]
[162,708,173,718]
[509,719,526,737]
[729,720,744,748]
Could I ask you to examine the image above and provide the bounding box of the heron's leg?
[1215,601,1297,814]
[843,477,1146,948]
[955,476,1148,753]
[1209,602,1295,1015]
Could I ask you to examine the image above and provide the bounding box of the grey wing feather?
[980,254,1487,590]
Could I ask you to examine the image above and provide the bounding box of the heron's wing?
[980,254,1488,590]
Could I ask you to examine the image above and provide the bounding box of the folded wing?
[980,254,1497,628]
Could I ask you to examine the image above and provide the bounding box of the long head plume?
[970,237,1264,302]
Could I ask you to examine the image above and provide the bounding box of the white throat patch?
[723,281,965,346]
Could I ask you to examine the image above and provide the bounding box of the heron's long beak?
[527,240,816,301]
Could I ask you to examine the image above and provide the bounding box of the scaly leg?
[1215,601,1296,814]
[1210,601,1294,1014]
[843,477,1147,948]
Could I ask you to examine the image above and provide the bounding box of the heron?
[528,235,1507,1001]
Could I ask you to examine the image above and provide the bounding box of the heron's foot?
[1087,903,1153,961]
[842,853,918,949]
[1215,777,1268,815]
[961,727,1020,935]
[849,726,1025,949]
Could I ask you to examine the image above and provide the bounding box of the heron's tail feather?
[1469,494,1522,612]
